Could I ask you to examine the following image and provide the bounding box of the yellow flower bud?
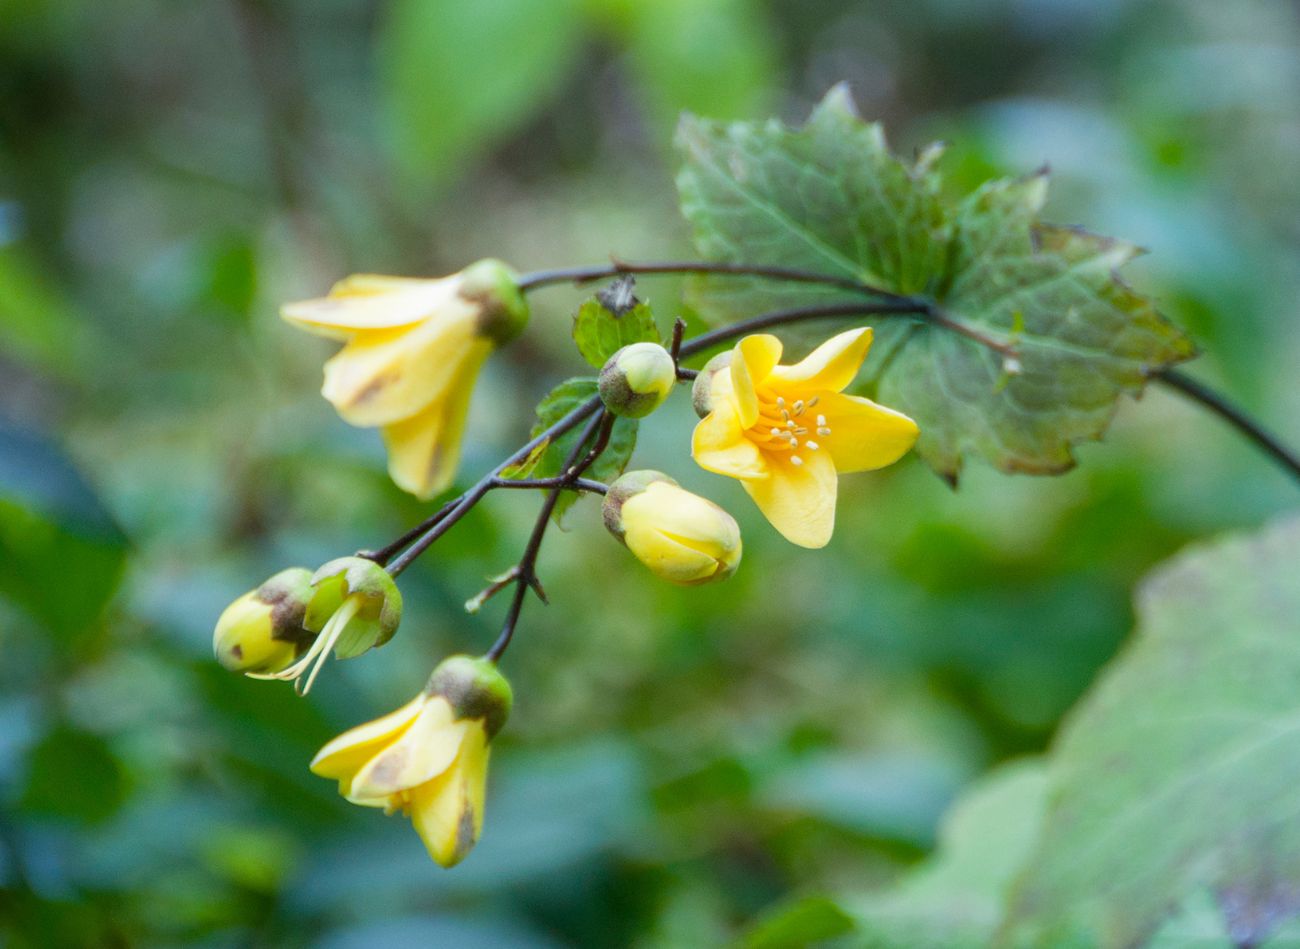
[248,556,403,694]
[602,471,742,585]
[598,342,677,418]
[213,568,316,674]
[310,655,512,867]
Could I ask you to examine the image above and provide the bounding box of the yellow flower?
[602,470,741,584]
[282,260,529,499]
[310,656,511,868]
[691,327,918,549]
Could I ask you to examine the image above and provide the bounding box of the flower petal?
[380,344,489,499]
[768,327,873,393]
[281,277,464,340]
[742,449,838,548]
[729,335,782,426]
[817,392,919,473]
[409,723,490,868]
[348,697,468,799]
[310,693,426,781]
[692,401,769,481]
[321,318,487,428]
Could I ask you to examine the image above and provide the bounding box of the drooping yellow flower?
[691,328,918,549]
[282,260,529,499]
[310,656,511,867]
[602,470,741,584]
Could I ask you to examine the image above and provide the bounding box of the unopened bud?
[602,471,742,585]
[214,568,317,673]
[598,342,676,418]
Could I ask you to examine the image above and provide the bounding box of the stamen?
[780,409,792,422]
[808,396,820,407]
[817,426,832,437]
[786,420,795,428]
[793,399,805,415]
[770,427,781,436]
[806,440,820,450]
[790,455,804,466]
[794,426,808,435]
[816,414,827,426]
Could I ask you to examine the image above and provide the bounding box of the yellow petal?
[817,392,919,474]
[409,723,490,868]
[768,327,873,393]
[321,317,484,428]
[281,277,465,340]
[742,449,838,548]
[692,400,769,480]
[348,698,468,799]
[310,693,427,782]
[380,344,489,499]
[737,334,783,384]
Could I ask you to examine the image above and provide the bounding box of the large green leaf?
[849,760,1048,949]
[1004,516,1300,948]
[675,86,1195,481]
[572,293,660,369]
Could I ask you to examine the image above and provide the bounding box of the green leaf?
[1004,516,1300,948]
[523,379,637,523]
[21,726,128,824]
[379,0,586,188]
[849,760,1048,949]
[0,423,127,641]
[744,895,855,949]
[572,297,660,369]
[675,85,1195,481]
[0,243,82,376]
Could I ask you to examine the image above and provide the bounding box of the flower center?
[747,392,832,468]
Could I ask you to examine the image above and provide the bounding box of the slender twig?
[487,412,609,662]
[678,300,933,359]
[516,259,896,296]
[385,396,603,576]
[358,498,459,566]
[491,476,608,494]
[1155,369,1300,484]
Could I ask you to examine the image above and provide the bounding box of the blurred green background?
[2,0,1298,945]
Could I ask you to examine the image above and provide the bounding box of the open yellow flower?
[691,327,918,548]
[310,656,511,868]
[282,260,529,499]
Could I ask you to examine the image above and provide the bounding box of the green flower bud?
[305,556,403,659]
[598,342,676,418]
[691,350,733,418]
[603,471,742,585]
[214,567,317,673]
[460,258,530,346]
[425,655,514,739]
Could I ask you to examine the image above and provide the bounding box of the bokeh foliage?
[1,0,1298,946]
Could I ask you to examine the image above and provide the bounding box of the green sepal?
[425,654,514,739]
[306,556,403,659]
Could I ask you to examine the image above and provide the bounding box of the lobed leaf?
[675,85,1195,481]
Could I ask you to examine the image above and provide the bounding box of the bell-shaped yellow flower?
[603,470,741,584]
[692,327,918,549]
[282,260,529,499]
[310,656,511,867]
